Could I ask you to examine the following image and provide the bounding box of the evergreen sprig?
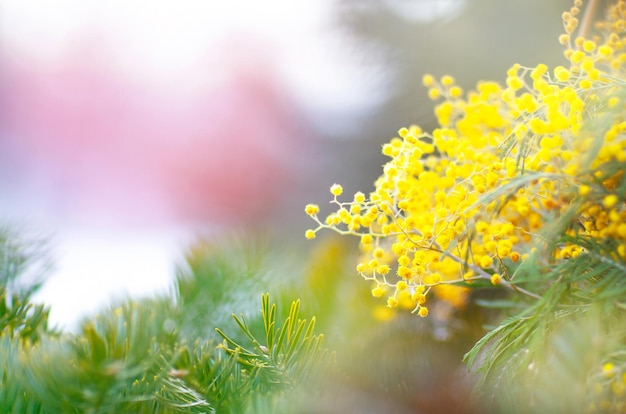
[0,231,334,413]
[215,293,332,393]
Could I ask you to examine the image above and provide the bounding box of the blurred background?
[0,0,572,328]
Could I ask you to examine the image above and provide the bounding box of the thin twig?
[578,0,600,39]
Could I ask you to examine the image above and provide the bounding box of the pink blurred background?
[1,3,325,227]
[0,0,390,327]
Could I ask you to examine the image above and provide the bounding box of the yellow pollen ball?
[305,230,316,239]
[418,307,429,317]
[564,49,574,60]
[507,76,523,90]
[330,183,343,196]
[422,74,435,87]
[579,184,591,196]
[387,297,399,308]
[480,255,494,268]
[582,40,596,52]
[371,286,384,298]
[565,21,577,34]
[571,50,585,64]
[426,273,441,284]
[354,192,366,203]
[531,64,548,80]
[441,75,455,86]
[398,255,410,266]
[599,45,614,57]
[382,144,394,157]
[412,292,426,304]
[397,266,411,278]
[449,86,463,98]
[305,204,320,215]
[554,66,571,82]
[581,57,594,71]
[476,221,489,233]
[491,273,503,285]
[485,240,497,254]
[604,194,619,208]
[580,79,592,89]
[428,88,441,100]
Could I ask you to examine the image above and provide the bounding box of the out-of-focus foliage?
[0,230,334,413]
[174,236,283,342]
[0,223,488,413]
[294,236,488,414]
[0,229,56,345]
[0,226,52,299]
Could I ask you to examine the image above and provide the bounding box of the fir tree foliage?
[0,231,333,413]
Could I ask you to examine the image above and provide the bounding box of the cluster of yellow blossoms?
[306,0,626,317]
[586,362,626,413]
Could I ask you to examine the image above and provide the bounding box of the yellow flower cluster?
[306,0,626,316]
[586,362,626,413]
